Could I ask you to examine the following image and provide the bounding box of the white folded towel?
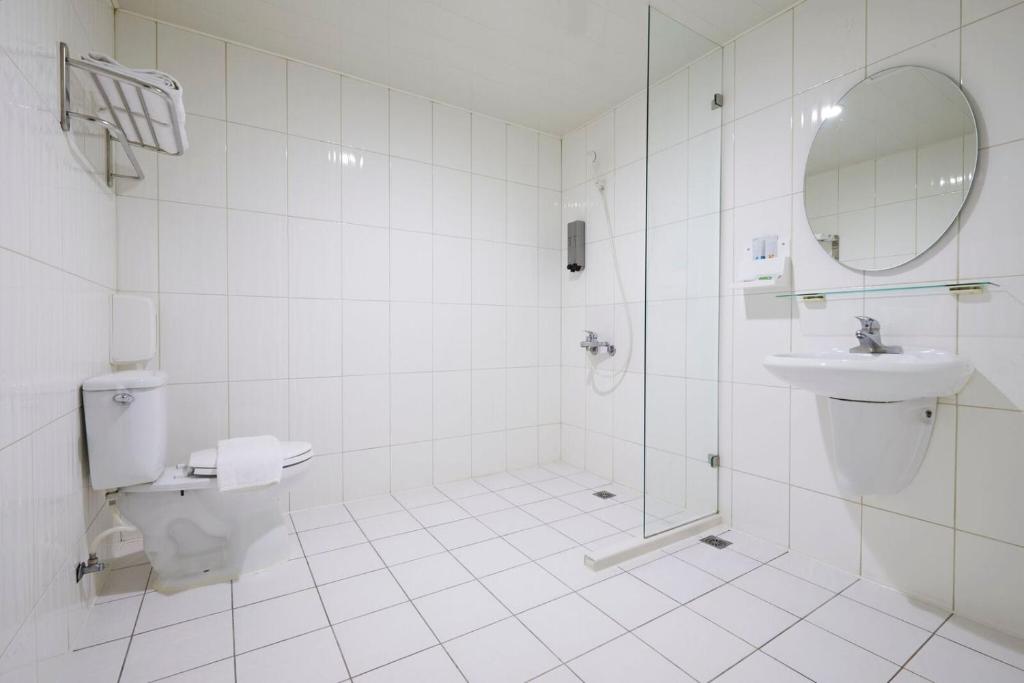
[215,435,283,492]
[81,53,189,154]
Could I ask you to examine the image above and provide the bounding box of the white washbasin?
[764,348,973,402]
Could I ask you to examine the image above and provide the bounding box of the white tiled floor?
[69,463,1024,682]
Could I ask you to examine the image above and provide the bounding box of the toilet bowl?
[117,441,312,592]
[82,369,312,592]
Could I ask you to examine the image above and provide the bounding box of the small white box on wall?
[734,234,790,290]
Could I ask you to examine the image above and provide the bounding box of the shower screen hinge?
[711,93,724,109]
[707,453,720,468]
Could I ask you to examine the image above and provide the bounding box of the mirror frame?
[802,65,979,273]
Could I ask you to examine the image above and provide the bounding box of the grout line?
[115,565,151,682]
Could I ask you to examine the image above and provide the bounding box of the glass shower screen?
[643,8,722,537]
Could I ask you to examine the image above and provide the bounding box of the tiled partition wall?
[719,0,1024,638]
[112,14,563,509]
[0,0,119,678]
[558,50,724,520]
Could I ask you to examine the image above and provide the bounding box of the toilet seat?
[121,441,312,492]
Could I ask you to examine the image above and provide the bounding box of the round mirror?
[803,66,978,271]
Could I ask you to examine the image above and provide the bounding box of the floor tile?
[509,466,559,483]
[307,542,385,585]
[559,489,618,513]
[938,615,1024,670]
[635,607,753,682]
[714,652,808,682]
[334,602,437,676]
[159,658,236,682]
[287,533,304,559]
[732,565,834,617]
[345,495,403,520]
[891,671,931,682]
[842,579,950,631]
[392,486,449,509]
[358,510,422,540]
[409,500,470,527]
[94,564,151,604]
[318,568,407,623]
[477,507,544,535]
[520,594,625,660]
[505,525,577,559]
[769,551,858,592]
[498,484,550,506]
[457,492,515,516]
[233,557,314,607]
[674,542,761,581]
[445,618,559,683]
[481,562,572,613]
[390,552,474,598]
[372,529,445,565]
[437,479,490,499]
[291,503,352,532]
[720,530,788,562]
[590,504,645,531]
[37,638,129,683]
[688,584,798,647]
[72,594,143,648]
[299,521,366,555]
[568,633,694,683]
[522,498,584,523]
[907,636,1024,683]
[120,611,233,683]
[430,518,497,549]
[551,514,620,544]
[355,646,463,682]
[414,581,510,641]
[135,582,232,633]
[532,666,581,682]
[568,471,610,488]
[629,555,722,603]
[579,573,678,629]
[233,588,328,653]
[808,595,931,664]
[534,477,586,497]
[235,628,347,683]
[537,546,621,590]
[475,472,524,491]
[763,621,898,683]
[451,537,529,577]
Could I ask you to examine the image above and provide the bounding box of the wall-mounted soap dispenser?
[567,220,585,272]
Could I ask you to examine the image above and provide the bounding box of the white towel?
[81,53,189,154]
[215,435,283,492]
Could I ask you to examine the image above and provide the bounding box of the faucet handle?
[855,316,879,332]
[583,329,597,341]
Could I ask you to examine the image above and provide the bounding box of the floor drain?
[593,490,616,499]
[700,535,732,549]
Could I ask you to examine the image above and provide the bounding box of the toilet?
[82,368,312,592]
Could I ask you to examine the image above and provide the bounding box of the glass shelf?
[776,281,997,301]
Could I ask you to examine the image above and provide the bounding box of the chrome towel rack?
[58,41,185,187]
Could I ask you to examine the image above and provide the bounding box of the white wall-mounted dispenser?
[734,233,790,290]
[110,294,157,365]
[567,220,585,272]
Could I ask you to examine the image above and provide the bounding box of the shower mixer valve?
[580,330,616,356]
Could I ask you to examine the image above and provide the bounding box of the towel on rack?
[80,53,189,154]
[214,435,283,492]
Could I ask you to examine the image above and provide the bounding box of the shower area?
[563,8,723,540]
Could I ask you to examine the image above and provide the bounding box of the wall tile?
[954,531,1024,639]
[389,90,432,163]
[734,12,793,118]
[866,0,960,64]
[794,0,865,93]
[287,62,341,143]
[341,77,388,153]
[156,23,225,119]
[862,508,954,609]
[227,124,287,214]
[226,45,286,131]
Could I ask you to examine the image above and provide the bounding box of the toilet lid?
[188,441,313,477]
[119,441,313,492]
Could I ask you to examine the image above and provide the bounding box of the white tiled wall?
[0,0,119,678]
[113,15,563,510]
[558,47,724,524]
[719,0,1024,639]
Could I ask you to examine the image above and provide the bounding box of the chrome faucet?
[850,316,902,354]
[580,330,616,356]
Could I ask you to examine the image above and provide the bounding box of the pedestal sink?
[764,348,973,495]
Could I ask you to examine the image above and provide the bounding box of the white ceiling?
[116,0,793,134]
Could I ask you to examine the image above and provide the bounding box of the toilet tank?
[83,370,168,490]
